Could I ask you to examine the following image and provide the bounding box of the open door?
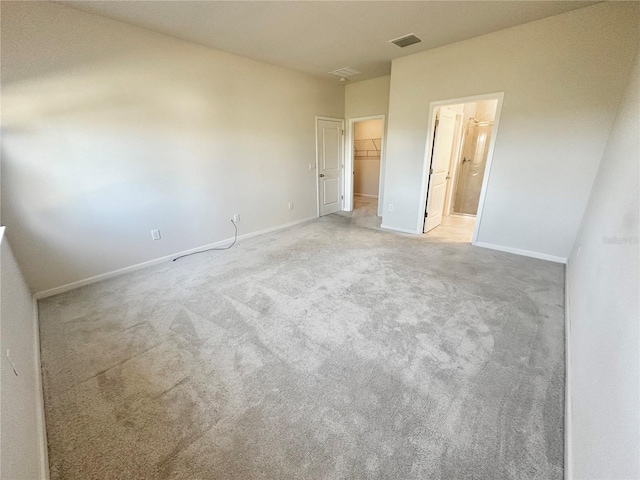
[316,117,344,216]
[423,107,457,233]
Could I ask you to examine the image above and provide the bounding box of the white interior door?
[424,107,457,233]
[317,118,344,216]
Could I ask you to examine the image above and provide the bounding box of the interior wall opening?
[422,96,501,243]
[351,117,385,220]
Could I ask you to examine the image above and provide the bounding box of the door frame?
[417,92,504,244]
[344,115,386,215]
[315,116,345,217]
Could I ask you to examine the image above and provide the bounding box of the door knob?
[319,174,325,177]
[446,176,451,179]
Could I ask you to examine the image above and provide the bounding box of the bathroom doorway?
[421,93,503,242]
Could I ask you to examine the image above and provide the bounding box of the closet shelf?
[354,138,381,158]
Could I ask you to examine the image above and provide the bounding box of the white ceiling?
[61,1,599,82]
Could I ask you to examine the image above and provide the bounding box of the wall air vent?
[389,33,422,48]
[328,67,361,78]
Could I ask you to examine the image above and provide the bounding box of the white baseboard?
[473,241,568,264]
[380,224,420,235]
[31,296,50,480]
[564,262,572,480]
[34,215,318,299]
[354,193,378,199]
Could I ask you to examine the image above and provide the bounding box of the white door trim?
[345,115,386,215]
[315,116,345,217]
[416,92,505,244]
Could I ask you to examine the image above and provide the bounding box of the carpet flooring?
[38,201,565,479]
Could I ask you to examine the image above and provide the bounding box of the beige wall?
[344,75,390,120]
[0,229,47,479]
[353,120,383,197]
[354,119,384,141]
[344,76,390,214]
[382,2,640,260]
[567,52,639,480]
[0,1,344,293]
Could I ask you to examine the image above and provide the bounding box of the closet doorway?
[421,93,503,242]
[349,115,385,218]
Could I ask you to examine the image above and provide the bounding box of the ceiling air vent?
[389,33,422,48]
[328,67,361,79]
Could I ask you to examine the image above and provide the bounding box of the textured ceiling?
[62,1,599,82]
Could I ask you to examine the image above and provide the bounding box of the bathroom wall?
[454,123,494,215]
[453,99,498,215]
[354,120,383,198]
[473,100,497,122]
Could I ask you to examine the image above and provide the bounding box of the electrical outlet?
[308,163,313,170]
[388,204,394,212]
[151,229,161,240]
[288,202,294,210]
[233,214,240,222]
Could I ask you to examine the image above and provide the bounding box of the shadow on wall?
[2,53,238,284]
[1,24,340,293]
